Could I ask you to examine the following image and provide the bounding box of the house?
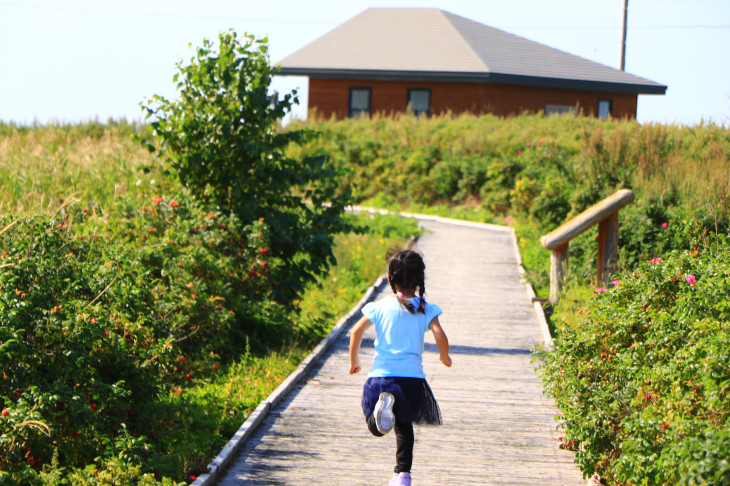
[277,8,666,120]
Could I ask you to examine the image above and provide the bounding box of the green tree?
[142,30,351,303]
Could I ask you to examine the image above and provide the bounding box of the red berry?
[178,356,186,364]
[91,404,98,411]
[124,332,132,339]
[1,408,9,417]
[127,409,134,416]
[260,248,269,255]
[72,431,79,438]
[53,306,61,312]
[213,363,219,371]
[600,353,607,360]
[186,374,192,380]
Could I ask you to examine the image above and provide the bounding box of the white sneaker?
[389,472,412,486]
[373,392,395,434]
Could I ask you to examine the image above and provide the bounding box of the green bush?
[0,214,175,483]
[142,30,352,304]
[537,231,730,485]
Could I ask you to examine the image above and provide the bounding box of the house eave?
[276,67,667,95]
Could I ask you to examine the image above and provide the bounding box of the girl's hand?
[440,354,452,367]
[349,359,361,374]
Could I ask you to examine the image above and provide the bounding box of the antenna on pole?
[620,0,629,70]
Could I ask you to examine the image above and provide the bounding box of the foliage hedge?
[537,229,730,485]
[290,113,729,296]
[0,194,284,482]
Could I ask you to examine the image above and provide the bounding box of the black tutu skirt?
[362,376,442,426]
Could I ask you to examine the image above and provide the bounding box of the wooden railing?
[541,189,635,305]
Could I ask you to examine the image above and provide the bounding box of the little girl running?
[349,249,451,486]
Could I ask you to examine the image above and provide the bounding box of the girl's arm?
[349,316,372,374]
[429,316,452,367]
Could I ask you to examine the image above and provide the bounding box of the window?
[407,89,431,117]
[349,87,371,118]
[598,99,612,120]
[545,104,578,116]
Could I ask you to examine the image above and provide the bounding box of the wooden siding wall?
[308,78,638,120]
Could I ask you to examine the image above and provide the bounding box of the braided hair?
[387,249,426,314]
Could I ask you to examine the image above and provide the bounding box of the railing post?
[549,243,569,305]
[597,211,619,287]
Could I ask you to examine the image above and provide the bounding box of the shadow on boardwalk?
[214,218,586,485]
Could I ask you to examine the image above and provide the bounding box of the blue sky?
[1,0,728,126]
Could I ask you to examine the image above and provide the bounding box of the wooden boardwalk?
[215,218,585,485]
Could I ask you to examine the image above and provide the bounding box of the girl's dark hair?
[388,249,426,314]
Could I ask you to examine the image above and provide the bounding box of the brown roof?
[278,8,666,95]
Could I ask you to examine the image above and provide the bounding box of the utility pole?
[620,0,629,70]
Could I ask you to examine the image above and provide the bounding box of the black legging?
[366,415,415,473]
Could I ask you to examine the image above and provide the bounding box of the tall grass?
[0,121,157,215]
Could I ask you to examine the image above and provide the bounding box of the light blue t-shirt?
[362,295,442,378]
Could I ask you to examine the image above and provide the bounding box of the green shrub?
[537,231,730,485]
[0,214,173,482]
[142,31,352,304]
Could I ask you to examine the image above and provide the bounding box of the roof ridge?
[437,9,491,72]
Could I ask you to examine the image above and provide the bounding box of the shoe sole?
[374,392,395,434]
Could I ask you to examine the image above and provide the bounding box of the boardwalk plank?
[216,219,585,485]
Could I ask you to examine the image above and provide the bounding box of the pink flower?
[686,275,697,286]
[612,279,621,286]
[649,258,663,264]
[434,159,440,164]
[661,222,668,230]
[526,142,532,147]
[596,287,609,292]
[517,150,523,155]
[538,140,543,146]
